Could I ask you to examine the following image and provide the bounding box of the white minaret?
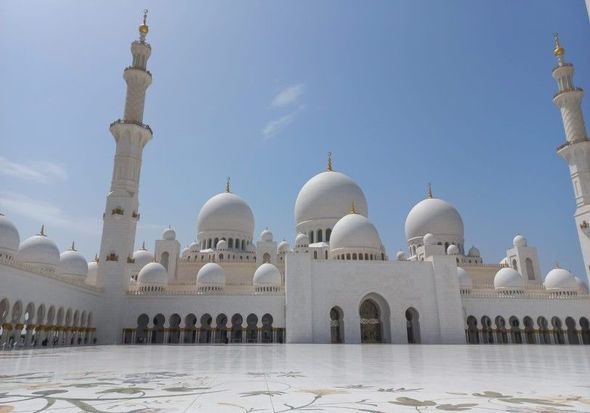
[554,34,590,283]
[96,12,153,343]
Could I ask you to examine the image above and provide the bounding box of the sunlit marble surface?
[0,344,589,412]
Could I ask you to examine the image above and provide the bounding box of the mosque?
[1,15,590,348]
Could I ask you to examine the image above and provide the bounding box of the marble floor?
[0,344,589,412]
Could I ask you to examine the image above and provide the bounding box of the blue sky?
[1,1,590,278]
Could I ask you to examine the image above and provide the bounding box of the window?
[525,258,535,280]
[317,229,323,243]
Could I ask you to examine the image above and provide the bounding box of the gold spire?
[94,254,99,262]
[39,225,45,236]
[555,261,561,269]
[141,241,146,250]
[350,200,357,214]
[139,9,149,39]
[553,32,565,58]
[327,152,333,171]
[427,182,433,199]
[70,241,76,251]
[226,176,231,193]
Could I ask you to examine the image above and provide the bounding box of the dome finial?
[70,241,76,251]
[555,261,560,269]
[327,151,333,171]
[427,182,433,198]
[141,241,146,250]
[39,224,45,236]
[350,200,357,214]
[94,253,99,262]
[553,32,565,63]
[139,9,149,41]
[225,176,231,193]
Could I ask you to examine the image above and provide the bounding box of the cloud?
[0,156,67,184]
[0,191,100,235]
[262,112,297,140]
[271,83,305,108]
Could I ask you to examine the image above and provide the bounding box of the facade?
[1,20,590,348]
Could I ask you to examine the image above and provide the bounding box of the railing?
[124,66,152,77]
[462,290,586,300]
[127,284,285,296]
[109,119,153,134]
[553,86,583,99]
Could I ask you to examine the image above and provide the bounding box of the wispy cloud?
[262,112,297,140]
[0,156,67,184]
[271,83,305,108]
[0,191,100,235]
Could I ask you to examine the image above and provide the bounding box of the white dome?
[330,213,383,254]
[513,234,527,248]
[544,268,578,291]
[216,239,228,250]
[396,250,406,261]
[295,233,309,247]
[468,246,480,257]
[86,259,98,285]
[575,277,589,294]
[197,192,254,236]
[59,247,88,278]
[405,197,464,243]
[499,257,508,266]
[494,267,524,291]
[447,244,460,255]
[133,246,153,269]
[295,171,368,227]
[137,262,168,285]
[162,226,176,240]
[260,228,273,242]
[457,267,472,290]
[423,233,436,246]
[0,214,19,252]
[253,263,281,286]
[197,262,226,286]
[17,232,60,268]
[181,246,190,256]
[277,240,291,253]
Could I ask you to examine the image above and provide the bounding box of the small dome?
[494,267,524,291]
[216,239,228,250]
[499,257,508,266]
[197,192,254,237]
[133,245,153,269]
[544,268,578,291]
[447,244,460,255]
[405,197,464,243]
[513,234,527,248]
[197,262,226,286]
[575,277,589,294]
[86,259,98,285]
[59,245,88,278]
[295,233,309,248]
[0,214,20,252]
[330,213,382,252]
[189,241,199,250]
[277,240,291,253]
[468,246,480,257]
[457,267,472,290]
[181,246,190,256]
[137,262,168,285]
[423,233,436,246]
[17,230,60,269]
[295,170,368,229]
[396,250,406,261]
[162,226,176,240]
[253,263,281,286]
[260,228,273,242]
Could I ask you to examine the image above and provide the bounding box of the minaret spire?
[427,183,433,199]
[327,152,333,171]
[226,176,231,193]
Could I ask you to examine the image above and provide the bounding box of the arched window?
[160,252,169,271]
[525,258,535,280]
[346,253,351,260]
[309,231,314,244]
[317,229,323,243]
[228,238,233,249]
[214,238,219,247]
[512,259,518,271]
[263,252,271,263]
[326,229,332,242]
[330,307,344,343]
[406,308,421,344]
[352,253,357,260]
[325,250,328,259]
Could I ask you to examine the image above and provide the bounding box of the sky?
[1,1,590,279]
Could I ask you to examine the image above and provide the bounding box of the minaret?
[96,12,153,342]
[554,34,590,283]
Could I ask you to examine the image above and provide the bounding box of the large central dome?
[197,192,255,236]
[295,170,368,228]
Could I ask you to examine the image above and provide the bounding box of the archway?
[481,316,493,344]
[35,305,46,347]
[566,317,579,344]
[359,296,388,344]
[329,307,344,344]
[184,314,197,343]
[405,308,421,344]
[152,314,165,344]
[246,313,258,343]
[538,316,550,344]
[523,316,535,344]
[136,314,149,344]
[215,314,228,344]
[261,314,273,343]
[199,313,212,343]
[509,316,522,344]
[231,313,243,343]
[495,316,508,344]
[168,314,181,344]
[466,316,479,344]
[581,317,590,344]
[46,306,56,347]
[552,317,564,344]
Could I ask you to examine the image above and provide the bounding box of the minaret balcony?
[124,66,152,77]
[553,87,583,100]
[110,119,153,135]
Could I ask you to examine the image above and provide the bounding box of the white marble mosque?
[1,15,590,350]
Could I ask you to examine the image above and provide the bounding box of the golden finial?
[553,32,565,58]
[70,241,76,251]
[226,176,231,193]
[141,241,146,250]
[327,152,333,171]
[427,182,433,199]
[94,254,99,262]
[555,261,560,269]
[139,9,149,39]
[350,200,357,214]
[39,225,45,236]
